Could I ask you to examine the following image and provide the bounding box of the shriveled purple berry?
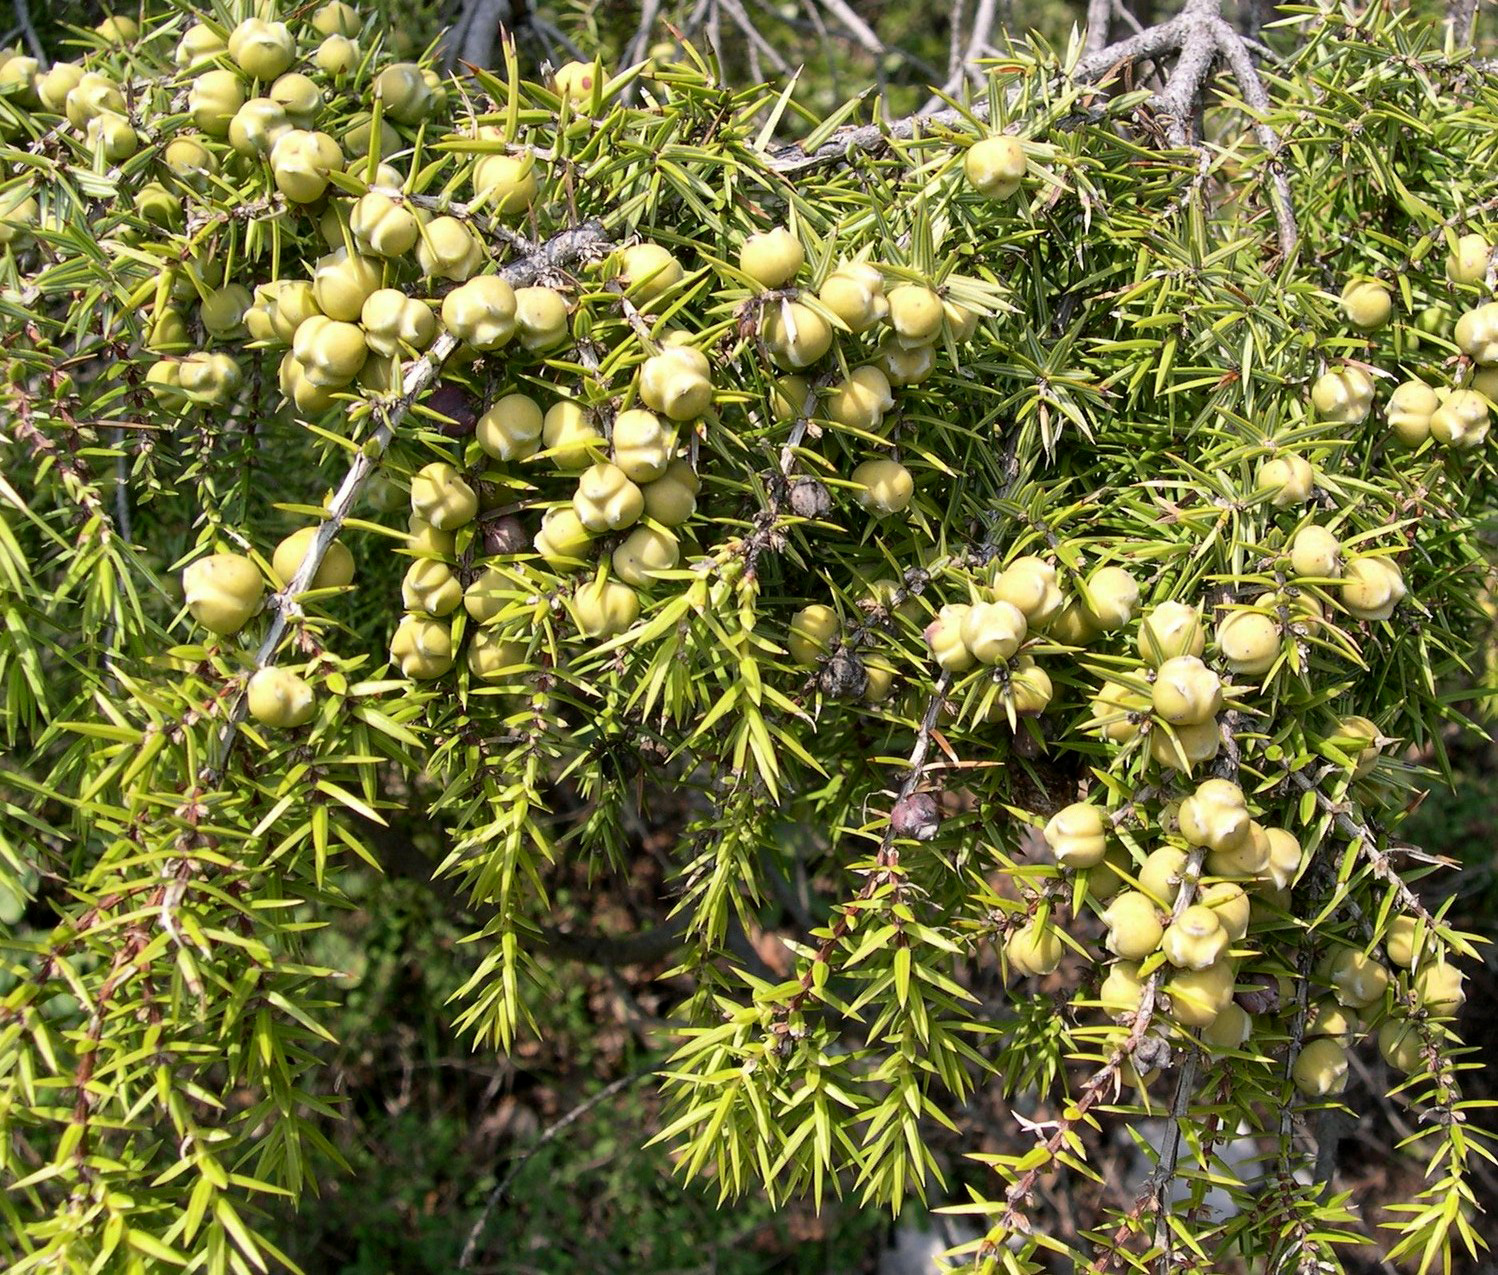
[426,382,478,437]
[890,792,940,841]
[480,515,529,556]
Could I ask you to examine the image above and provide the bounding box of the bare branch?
[1075,0,1300,256]
[536,919,684,966]
[1071,12,1187,82]
[793,0,844,103]
[1150,1051,1199,1253]
[706,0,724,76]
[459,1066,659,1269]
[923,0,999,111]
[813,0,888,57]
[12,0,45,67]
[1152,3,1219,146]
[529,14,586,64]
[622,0,664,85]
[466,0,511,69]
[1085,0,1113,56]
[718,0,793,76]
[961,0,1000,83]
[947,0,970,85]
[1241,0,1265,41]
[1448,0,1478,44]
[1287,770,1438,928]
[1111,0,1146,38]
[1211,18,1298,256]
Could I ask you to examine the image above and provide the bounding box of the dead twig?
[12,0,45,67]
[922,0,999,110]
[1447,0,1478,44]
[1287,769,1438,928]
[458,1065,660,1269]
[813,0,888,58]
[1085,0,1113,56]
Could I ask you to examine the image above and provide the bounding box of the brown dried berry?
[1235,973,1281,1016]
[426,382,478,436]
[788,477,832,519]
[1134,1032,1174,1073]
[480,514,528,556]
[890,792,940,841]
[818,648,868,699]
[1012,729,1042,759]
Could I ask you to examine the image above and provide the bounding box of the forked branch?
[771,0,1299,257]
[1077,0,1298,255]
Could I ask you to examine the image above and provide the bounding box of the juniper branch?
[983,843,1207,1244]
[200,219,611,782]
[1288,769,1438,928]
[442,0,515,72]
[768,103,984,176]
[769,672,952,1031]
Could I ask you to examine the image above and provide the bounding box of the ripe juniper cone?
[0,1,1494,1271]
